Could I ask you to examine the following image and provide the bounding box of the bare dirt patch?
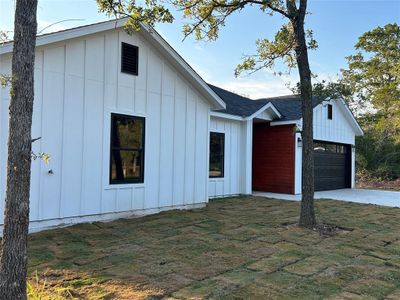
[315,223,353,237]
[356,177,400,191]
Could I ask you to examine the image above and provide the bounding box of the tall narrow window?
[121,42,139,75]
[327,104,333,120]
[110,113,145,184]
[209,132,225,178]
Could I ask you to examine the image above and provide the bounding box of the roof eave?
[0,18,226,110]
[244,102,282,121]
[210,111,245,121]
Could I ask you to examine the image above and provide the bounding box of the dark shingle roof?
[208,84,324,121]
[256,96,323,121]
[208,84,267,117]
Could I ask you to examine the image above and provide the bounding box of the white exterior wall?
[0,28,210,230]
[294,99,357,194]
[208,116,249,197]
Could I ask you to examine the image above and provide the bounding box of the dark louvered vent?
[121,42,139,75]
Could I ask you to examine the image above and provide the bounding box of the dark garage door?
[314,141,351,191]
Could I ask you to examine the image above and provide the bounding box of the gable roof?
[208,84,321,121]
[257,95,324,121]
[208,84,363,135]
[208,84,267,117]
[0,18,225,110]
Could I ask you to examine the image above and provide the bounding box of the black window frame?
[327,104,333,120]
[109,113,145,185]
[121,42,139,76]
[209,132,225,178]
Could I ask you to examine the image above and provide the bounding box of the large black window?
[209,132,225,178]
[327,104,333,120]
[121,42,139,75]
[110,113,145,184]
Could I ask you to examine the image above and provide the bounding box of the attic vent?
[121,42,139,75]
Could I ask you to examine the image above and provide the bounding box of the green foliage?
[27,271,72,300]
[0,30,11,87]
[96,0,174,33]
[176,0,289,41]
[291,80,351,102]
[97,1,315,76]
[27,273,47,300]
[356,116,400,180]
[0,74,12,88]
[0,30,9,44]
[342,23,400,141]
[31,152,50,165]
[309,25,400,180]
[235,24,317,76]
[341,24,400,179]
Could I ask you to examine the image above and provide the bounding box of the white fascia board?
[335,98,364,136]
[0,19,126,54]
[272,98,363,135]
[210,111,244,121]
[314,98,364,136]
[245,102,282,121]
[270,120,301,126]
[0,18,226,111]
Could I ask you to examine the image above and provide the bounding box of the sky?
[1,0,399,98]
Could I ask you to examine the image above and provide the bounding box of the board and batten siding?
[208,116,247,198]
[0,28,210,230]
[294,99,357,194]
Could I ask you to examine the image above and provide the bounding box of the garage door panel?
[314,141,350,191]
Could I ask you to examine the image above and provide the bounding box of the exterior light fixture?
[297,137,302,147]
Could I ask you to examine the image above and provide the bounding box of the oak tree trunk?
[0,0,38,299]
[291,0,316,228]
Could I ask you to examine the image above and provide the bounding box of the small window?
[110,113,145,184]
[209,132,225,178]
[327,104,333,120]
[121,42,139,75]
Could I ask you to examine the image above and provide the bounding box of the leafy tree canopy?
[341,23,400,140]
[97,0,317,76]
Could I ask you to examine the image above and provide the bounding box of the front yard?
[26,196,400,299]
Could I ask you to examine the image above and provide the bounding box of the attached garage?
[314,141,351,191]
[208,86,364,196]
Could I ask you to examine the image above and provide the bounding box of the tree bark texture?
[0,0,38,299]
[291,0,317,228]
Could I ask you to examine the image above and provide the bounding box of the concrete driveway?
[253,188,400,207]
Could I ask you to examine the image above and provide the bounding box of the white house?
[0,19,363,233]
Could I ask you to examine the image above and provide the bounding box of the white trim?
[210,111,244,121]
[0,20,125,55]
[210,102,281,122]
[270,98,363,137]
[309,98,363,136]
[271,120,301,126]
[245,102,282,121]
[0,18,226,111]
[243,119,253,194]
[335,98,364,136]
